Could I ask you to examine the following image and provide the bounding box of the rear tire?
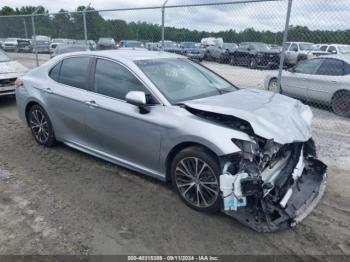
[331,90,350,117]
[171,146,221,213]
[28,104,57,146]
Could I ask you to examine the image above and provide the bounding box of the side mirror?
[125,91,150,114]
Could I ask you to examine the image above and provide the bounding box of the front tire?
[28,104,56,146]
[331,90,350,117]
[171,146,221,213]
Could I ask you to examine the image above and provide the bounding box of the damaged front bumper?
[220,142,327,232]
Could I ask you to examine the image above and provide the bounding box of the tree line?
[0,5,349,45]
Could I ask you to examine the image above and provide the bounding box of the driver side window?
[290,43,298,52]
[94,59,157,104]
[294,59,323,74]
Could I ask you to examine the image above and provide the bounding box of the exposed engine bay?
[187,107,327,232]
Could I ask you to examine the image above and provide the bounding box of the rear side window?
[58,57,90,89]
[94,59,150,101]
[49,62,61,82]
[344,62,350,75]
[316,58,344,76]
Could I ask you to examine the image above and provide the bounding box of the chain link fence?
[0,0,349,120]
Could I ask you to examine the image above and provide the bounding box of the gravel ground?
[0,53,349,255]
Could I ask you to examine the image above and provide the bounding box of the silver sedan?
[16,50,326,232]
[265,55,350,117]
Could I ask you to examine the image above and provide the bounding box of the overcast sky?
[1,0,349,32]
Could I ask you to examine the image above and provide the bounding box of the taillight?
[15,78,23,88]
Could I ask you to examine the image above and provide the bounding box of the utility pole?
[83,3,91,49]
[161,0,169,51]
[277,0,293,93]
[23,18,28,39]
[31,7,41,67]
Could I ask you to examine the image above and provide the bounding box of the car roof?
[58,49,183,61]
[318,54,350,63]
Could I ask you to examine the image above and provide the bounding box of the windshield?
[136,58,237,103]
[0,49,11,62]
[338,45,350,54]
[182,42,196,48]
[250,42,269,51]
[299,43,314,51]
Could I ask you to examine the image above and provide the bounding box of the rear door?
[282,58,323,100]
[307,58,346,103]
[45,56,92,146]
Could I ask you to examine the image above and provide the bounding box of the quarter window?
[94,59,151,101]
[316,59,344,76]
[49,62,61,82]
[58,57,91,89]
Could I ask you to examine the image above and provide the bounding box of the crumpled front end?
[220,139,327,232]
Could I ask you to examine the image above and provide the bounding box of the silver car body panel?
[0,60,28,96]
[184,89,313,145]
[264,55,350,105]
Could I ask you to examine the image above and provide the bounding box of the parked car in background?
[97,37,117,50]
[161,40,182,54]
[50,44,89,59]
[73,40,97,51]
[145,42,159,51]
[201,37,223,47]
[180,42,205,61]
[17,39,32,53]
[3,38,19,52]
[32,35,51,53]
[49,39,70,53]
[15,50,327,232]
[317,44,350,55]
[268,44,282,52]
[0,38,5,49]
[119,40,144,48]
[0,48,28,97]
[205,43,238,63]
[265,55,350,117]
[230,42,280,69]
[283,42,316,66]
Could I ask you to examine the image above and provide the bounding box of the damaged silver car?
[15,50,327,232]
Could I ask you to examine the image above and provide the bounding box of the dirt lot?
[0,53,349,255]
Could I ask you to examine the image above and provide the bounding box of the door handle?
[85,100,99,108]
[331,80,337,83]
[44,88,53,94]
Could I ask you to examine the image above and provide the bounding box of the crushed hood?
[184,89,313,144]
[0,61,28,79]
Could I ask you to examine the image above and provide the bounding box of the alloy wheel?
[174,157,219,208]
[29,109,50,144]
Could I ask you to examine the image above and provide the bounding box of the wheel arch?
[164,142,220,182]
[24,100,45,126]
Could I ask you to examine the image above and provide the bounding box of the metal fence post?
[83,5,90,49]
[31,8,39,67]
[161,0,169,50]
[277,0,293,93]
[23,18,28,39]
